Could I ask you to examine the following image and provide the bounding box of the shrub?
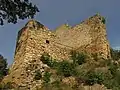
[40,52,120,90]
[108,63,118,76]
[41,53,51,66]
[41,53,58,68]
[56,61,76,77]
[41,53,77,77]
[71,50,87,66]
[110,48,120,61]
[57,61,73,77]
[85,71,104,85]
[43,71,51,84]
[101,17,106,24]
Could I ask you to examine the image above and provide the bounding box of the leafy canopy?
[0,0,39,25]
[0,54,8,81]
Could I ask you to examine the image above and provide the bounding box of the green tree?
[0,54,8,81]
[0,0,39,25]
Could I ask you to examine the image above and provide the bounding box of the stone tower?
[3,14,111,89]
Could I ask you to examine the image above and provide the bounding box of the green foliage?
[71,50,87,66]
[110,48,120,60]
[41,53,58,68]
[34,70,42,80]
[108,63,118,76]
[79,60,120,90]
[41,53,77,77]
[0,54,8,81]
[0,0,39,25]
[40,52,120,90]
[56,61,76,77]
[41,53,51,65]
[43,71,51,84]
[99,61,120,90]
[101,17,106,24]
[85,71,104,85]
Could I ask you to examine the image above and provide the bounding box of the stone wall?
[3,14,111,89]
[55,14,110,59]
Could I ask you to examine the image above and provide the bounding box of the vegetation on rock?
[43,71,51,85]
[110,48,120,61]
[1,48,120,90]
[40,49,120,90]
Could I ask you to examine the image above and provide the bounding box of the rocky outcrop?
[2,14,111,90]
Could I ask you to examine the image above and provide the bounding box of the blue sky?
[0,0,120,65]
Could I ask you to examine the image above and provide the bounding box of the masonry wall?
[5,20,72,88]
[12,24,71,71]
[3,15,111,89]
[55,14,110,58]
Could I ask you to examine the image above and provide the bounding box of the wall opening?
[46,40,49,44]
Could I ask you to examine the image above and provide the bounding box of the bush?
[108,62,118,76]
[41,53,52,66]
[40,52,120,90]
[41,53,77,77]
[57,61,76,77]
[71,50,87,66]
[101,17,106,24]
[41,53,58,68]
[43,71,51,84]
[85,71,105,85]
[110,48,120,61]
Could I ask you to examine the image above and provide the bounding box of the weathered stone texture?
[3,15,111,89]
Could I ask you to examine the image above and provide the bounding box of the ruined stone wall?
[55,14,110,59]
[3,20,73,88]
[78,15,110,58]
[3,15,111,89]
[12,15,110,72]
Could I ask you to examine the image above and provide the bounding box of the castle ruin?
[3,14,111,89]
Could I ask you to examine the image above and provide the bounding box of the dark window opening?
[46,40,49,44]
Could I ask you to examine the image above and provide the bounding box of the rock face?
[3,14,111,89]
